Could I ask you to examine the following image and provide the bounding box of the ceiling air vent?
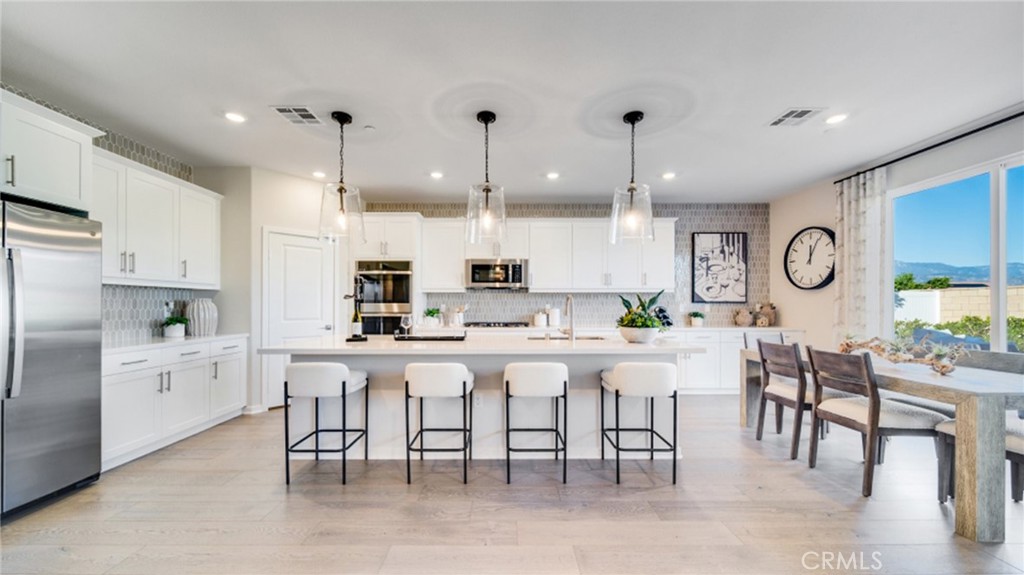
[272,106,323,125]
[768,108,823,127]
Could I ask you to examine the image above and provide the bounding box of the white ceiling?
[2,2,1021,203]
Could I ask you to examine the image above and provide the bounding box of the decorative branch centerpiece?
[617,290,668,343]
[838,335,967,375]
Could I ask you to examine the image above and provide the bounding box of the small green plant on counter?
[423,308,441,318]
[687,311,705,319]
[617,290,668,331]
[163,316,189,327]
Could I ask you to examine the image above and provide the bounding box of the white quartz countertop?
[258,334,704,356]
[103,333,249,355]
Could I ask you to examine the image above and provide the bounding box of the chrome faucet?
[560,294,576,342]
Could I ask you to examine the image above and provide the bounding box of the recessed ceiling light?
[312,171,326,179]
[363,125,376,132]
[224,112,246,123]
[662,172,676,180]
[430,171,444,179]
[825,113,848,125]
[546,172,560,180]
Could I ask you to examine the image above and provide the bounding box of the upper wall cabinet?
[567,218,676,293]
[92,149,221,289]
[527,221,573,291]
[351,214,422,260]
[0,91,104,212]
[421,219,466,292]
[465,220,530,259]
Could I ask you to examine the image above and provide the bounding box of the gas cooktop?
[463,322,530,328]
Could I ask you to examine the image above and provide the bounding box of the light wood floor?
[1,397,1021,575]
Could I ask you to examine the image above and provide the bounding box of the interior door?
[265,231,335,408]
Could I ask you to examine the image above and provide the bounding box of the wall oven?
[356,260,412,334]
[465,259,528,290]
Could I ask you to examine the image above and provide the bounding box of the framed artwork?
[691,232,748,304]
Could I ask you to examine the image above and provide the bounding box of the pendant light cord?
[484,120,490,184]
[338,122,345,185]
[629,119,636,186]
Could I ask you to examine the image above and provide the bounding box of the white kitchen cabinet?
[352,214,421,259]
[681,331,722,390]
[528,221,573,291]
[421,219,466,292]
[178,186,219,286]
[641,220,677,291]
[209,342,246,419]
[718,332,745,391]
[161,360,210,436]
[91,149,222,289]
[571,221,643,291]
[465,220,530,259]
[101,367,163,462]
[0,91,103,212]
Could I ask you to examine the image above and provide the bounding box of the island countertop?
[258,334,705,356]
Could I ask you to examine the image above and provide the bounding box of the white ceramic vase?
[163,324,185,338]
[619,327,660,344]
[185,298,218,337]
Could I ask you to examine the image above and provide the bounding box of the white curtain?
[834,168,888,343]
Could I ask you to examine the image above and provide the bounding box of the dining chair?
[806,347,949,497]
[935,414,1024,503]
[755,341,822,459]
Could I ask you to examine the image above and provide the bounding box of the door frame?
[259,226,340,410]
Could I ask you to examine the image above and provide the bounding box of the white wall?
[769,179,836,348]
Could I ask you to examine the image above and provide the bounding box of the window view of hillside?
[893,169,1023,353]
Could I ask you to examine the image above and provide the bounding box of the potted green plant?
[687,311,705,327]
[423,308,441,327]
[163,316,188,339]
[617,291,667,343]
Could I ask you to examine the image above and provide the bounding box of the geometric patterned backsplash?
[102,285,194,347]
[367,202,771,328]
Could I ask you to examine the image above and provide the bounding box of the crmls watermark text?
[802,551,883,571]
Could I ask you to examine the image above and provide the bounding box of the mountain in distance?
[895,261,1024,285]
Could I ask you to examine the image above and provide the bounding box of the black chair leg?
[615,390,621,485]
[563,381,568,484]
[341,382,347,485]
[1011,461,1023,503]
[405,382,411,485]
[462,382,468,485]
[364,379,370,460]
[672,390,678,485]
[649,397,655,461]
[314,397,320,461]
[600,385,606,460]
[505,386,511,484]
[419,397,424,461]
[553,396,559,461]
[284,383,291,485]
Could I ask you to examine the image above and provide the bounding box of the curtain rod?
[833,110,1024,184]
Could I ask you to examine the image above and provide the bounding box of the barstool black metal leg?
[615,390,621,485]
[505,385,511,484]
[468,389,474,460]
[600,385,606,460]
[364,379,370,460]
[405,382,412,485]
[562,381,568,484]
[341,381,348,485]
[672,390,678,485]
[462,382,468,485]
[314,397,320,461]
[649,397,655,460]
[553,396,559,461]
[284,383,291,485]
[419,397,424,461]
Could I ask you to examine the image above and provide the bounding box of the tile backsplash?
[102,285,194,346]
[367,202,771,327]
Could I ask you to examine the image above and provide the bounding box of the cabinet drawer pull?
[120,359,149,366]
[166,370,171,392]
[180,350,202,356]
[222,345,239,350]
[129,252,136,274]
[158,371,164,394]
[643,272,648,286]
[5,155,15,187]
[181,259,188,278]
[213,361,219,379]
[120,252,127,273]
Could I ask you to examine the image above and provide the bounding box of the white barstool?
[284,362,368,485]
[600,362,679,484]
[405,363,475,484]
[504,362,569,484]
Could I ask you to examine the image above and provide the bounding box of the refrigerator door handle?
[0,250,9,399]
[8,248,25,399]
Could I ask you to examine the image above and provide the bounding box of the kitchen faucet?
[560,294,575,342]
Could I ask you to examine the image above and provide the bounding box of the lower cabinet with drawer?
[101,337,248,471]
[678,329,805,394]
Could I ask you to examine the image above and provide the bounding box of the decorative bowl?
[619,327,660,344]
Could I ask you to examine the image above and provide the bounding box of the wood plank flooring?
[1,397,1022,574]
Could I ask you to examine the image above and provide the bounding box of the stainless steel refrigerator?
[0,200,102,516]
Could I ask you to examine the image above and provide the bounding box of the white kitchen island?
[259,335,704,460]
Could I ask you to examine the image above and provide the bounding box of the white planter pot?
[690,317,704,327]
[422,316,440,327]
[619,327,660,344]
[163,324,185,338]
[185,298,218,337]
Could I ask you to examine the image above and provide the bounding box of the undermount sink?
[527,335,606,341]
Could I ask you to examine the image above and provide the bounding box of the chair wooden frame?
[936,431,1024,504]
[755,341,811,460]
[806,347,937,497]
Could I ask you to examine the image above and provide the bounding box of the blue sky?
[893,166,1023,267]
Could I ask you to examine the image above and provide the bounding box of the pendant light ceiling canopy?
[466,110,507,244]
[609,110,655,244]
[319,110,366,244]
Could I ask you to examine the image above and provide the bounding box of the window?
[890,155,1022,353]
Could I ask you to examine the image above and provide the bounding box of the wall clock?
[784,226,836,290]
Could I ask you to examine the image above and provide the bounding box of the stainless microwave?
[465,259,528,290]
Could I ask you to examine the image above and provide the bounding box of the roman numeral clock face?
[785,226,836,290]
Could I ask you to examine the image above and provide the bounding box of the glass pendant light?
[466,110,507,244]
[319,111,366,244]
[609,110,655,244]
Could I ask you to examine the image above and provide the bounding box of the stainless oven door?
[357,260,412,312]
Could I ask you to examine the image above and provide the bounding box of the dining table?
[738,348,1024,543]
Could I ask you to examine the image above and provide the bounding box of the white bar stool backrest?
[286,362,352,397]
[405,363,471,397]
[504,362,569,397]
[605,362,677,397]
